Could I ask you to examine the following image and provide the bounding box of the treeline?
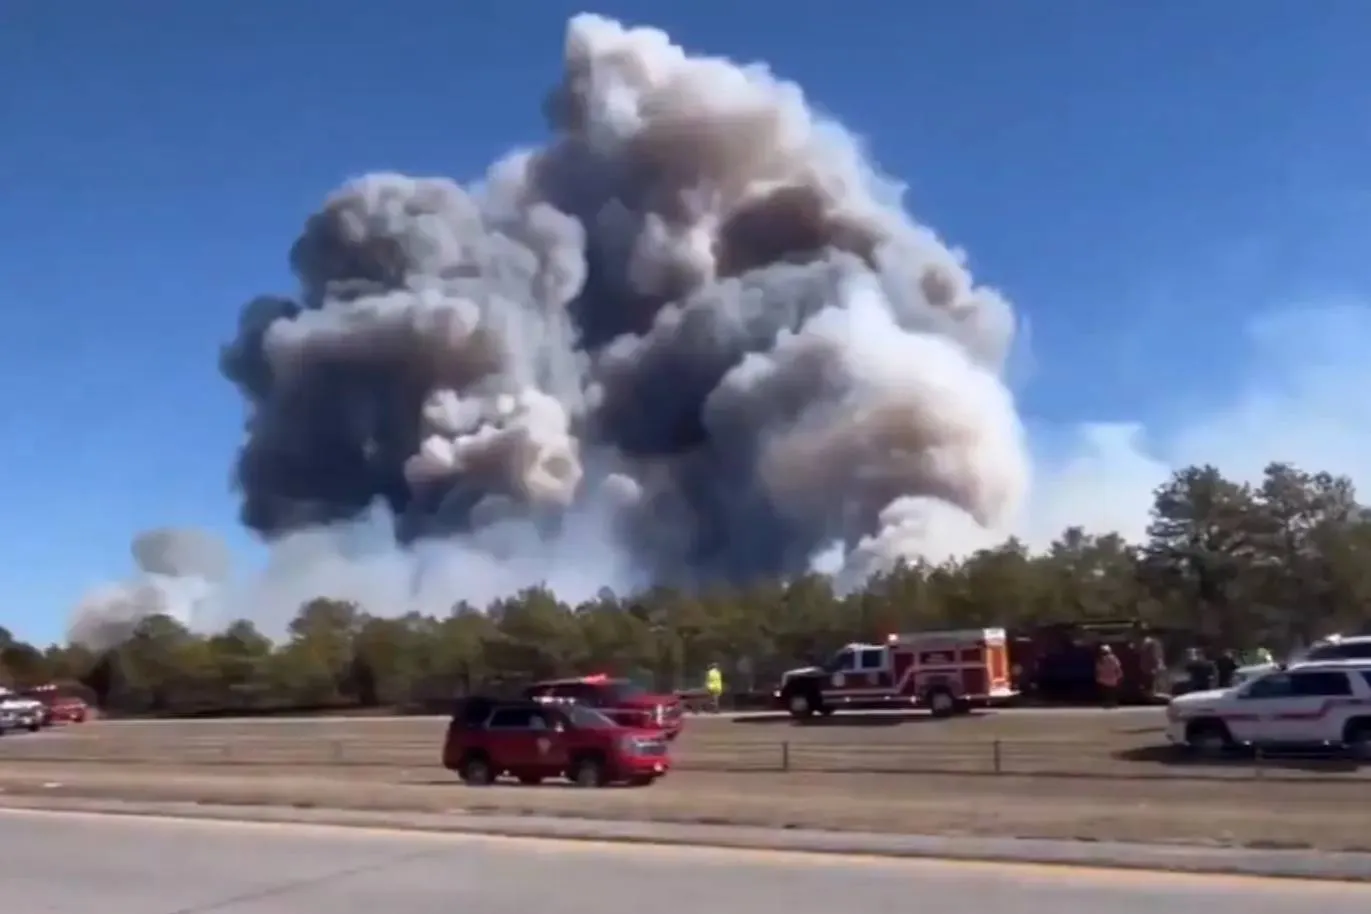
[3,462,1370,716]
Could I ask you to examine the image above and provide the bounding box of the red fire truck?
[774,628,1017,719]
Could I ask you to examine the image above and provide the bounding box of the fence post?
[780,740,790,772]
[992,739,1002,774]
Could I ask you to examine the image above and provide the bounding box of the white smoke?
[68,528,229,649]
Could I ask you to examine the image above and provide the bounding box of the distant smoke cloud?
[68,528,227,650]
[70,14,1030,642]
[131,527,231,581]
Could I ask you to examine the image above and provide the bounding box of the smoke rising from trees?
[68,528,230,650]
[69,14,1028,643]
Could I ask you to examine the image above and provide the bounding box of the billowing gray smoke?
[72,14,1029,642]
[69,528,230,649]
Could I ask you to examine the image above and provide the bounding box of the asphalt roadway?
[5,808,1370,914]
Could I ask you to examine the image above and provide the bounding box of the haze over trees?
[3,462,1369,716]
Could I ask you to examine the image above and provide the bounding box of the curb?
[2,794,1369,883]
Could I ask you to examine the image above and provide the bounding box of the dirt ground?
[2,710,1366,851]
[3,709,1366,781]
[0,760,1365,852]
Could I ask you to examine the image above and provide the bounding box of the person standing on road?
[1095,645,1122,708]
[1215,649,1238,688]
[705,663,724,714]
[1139,635,1164,697]
[1185,648,1216,693]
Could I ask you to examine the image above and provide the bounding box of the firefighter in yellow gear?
[705,663,724,714]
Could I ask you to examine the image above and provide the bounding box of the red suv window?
[486,706,550,729]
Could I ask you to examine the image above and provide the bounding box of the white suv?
[1166,661,1371,757]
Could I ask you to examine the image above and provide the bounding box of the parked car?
[21,684,89,724]
[0,688,44,732]
[523,674,685,740]
[1166,660,1371,758]
[442,696,671,788]
[0,707,27,734]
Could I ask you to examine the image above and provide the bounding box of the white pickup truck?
[1166,660,1371,758]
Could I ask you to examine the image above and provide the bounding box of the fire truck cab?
[775,628,1017,719]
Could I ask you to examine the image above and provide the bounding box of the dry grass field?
[0,709,1365,850]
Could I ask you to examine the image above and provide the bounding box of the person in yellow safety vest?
[705,663,724,714]
[1095,645,1123,708]
[1254,646,1274,666]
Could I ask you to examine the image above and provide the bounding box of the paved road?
[4,809,1368,914]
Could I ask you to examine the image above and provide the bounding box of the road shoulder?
[3,793,1369,883]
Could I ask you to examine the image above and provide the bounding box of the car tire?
[1343,720,1371,761]
[786,691,815,719]
[568,754,607,788]
[458,753,496,786]
[1185,719,1234,757]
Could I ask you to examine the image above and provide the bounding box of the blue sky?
[4,0,1371,644]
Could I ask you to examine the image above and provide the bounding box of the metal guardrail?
[0,734,1366,781]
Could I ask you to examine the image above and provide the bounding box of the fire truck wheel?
[925,688,956,718]
[787,692,816,719]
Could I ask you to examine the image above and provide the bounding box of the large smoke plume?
[70,14,1028,643]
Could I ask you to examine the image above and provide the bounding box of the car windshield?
[567,705,618,729]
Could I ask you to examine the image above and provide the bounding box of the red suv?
[442,697,672,788]
[524,675,685,741]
